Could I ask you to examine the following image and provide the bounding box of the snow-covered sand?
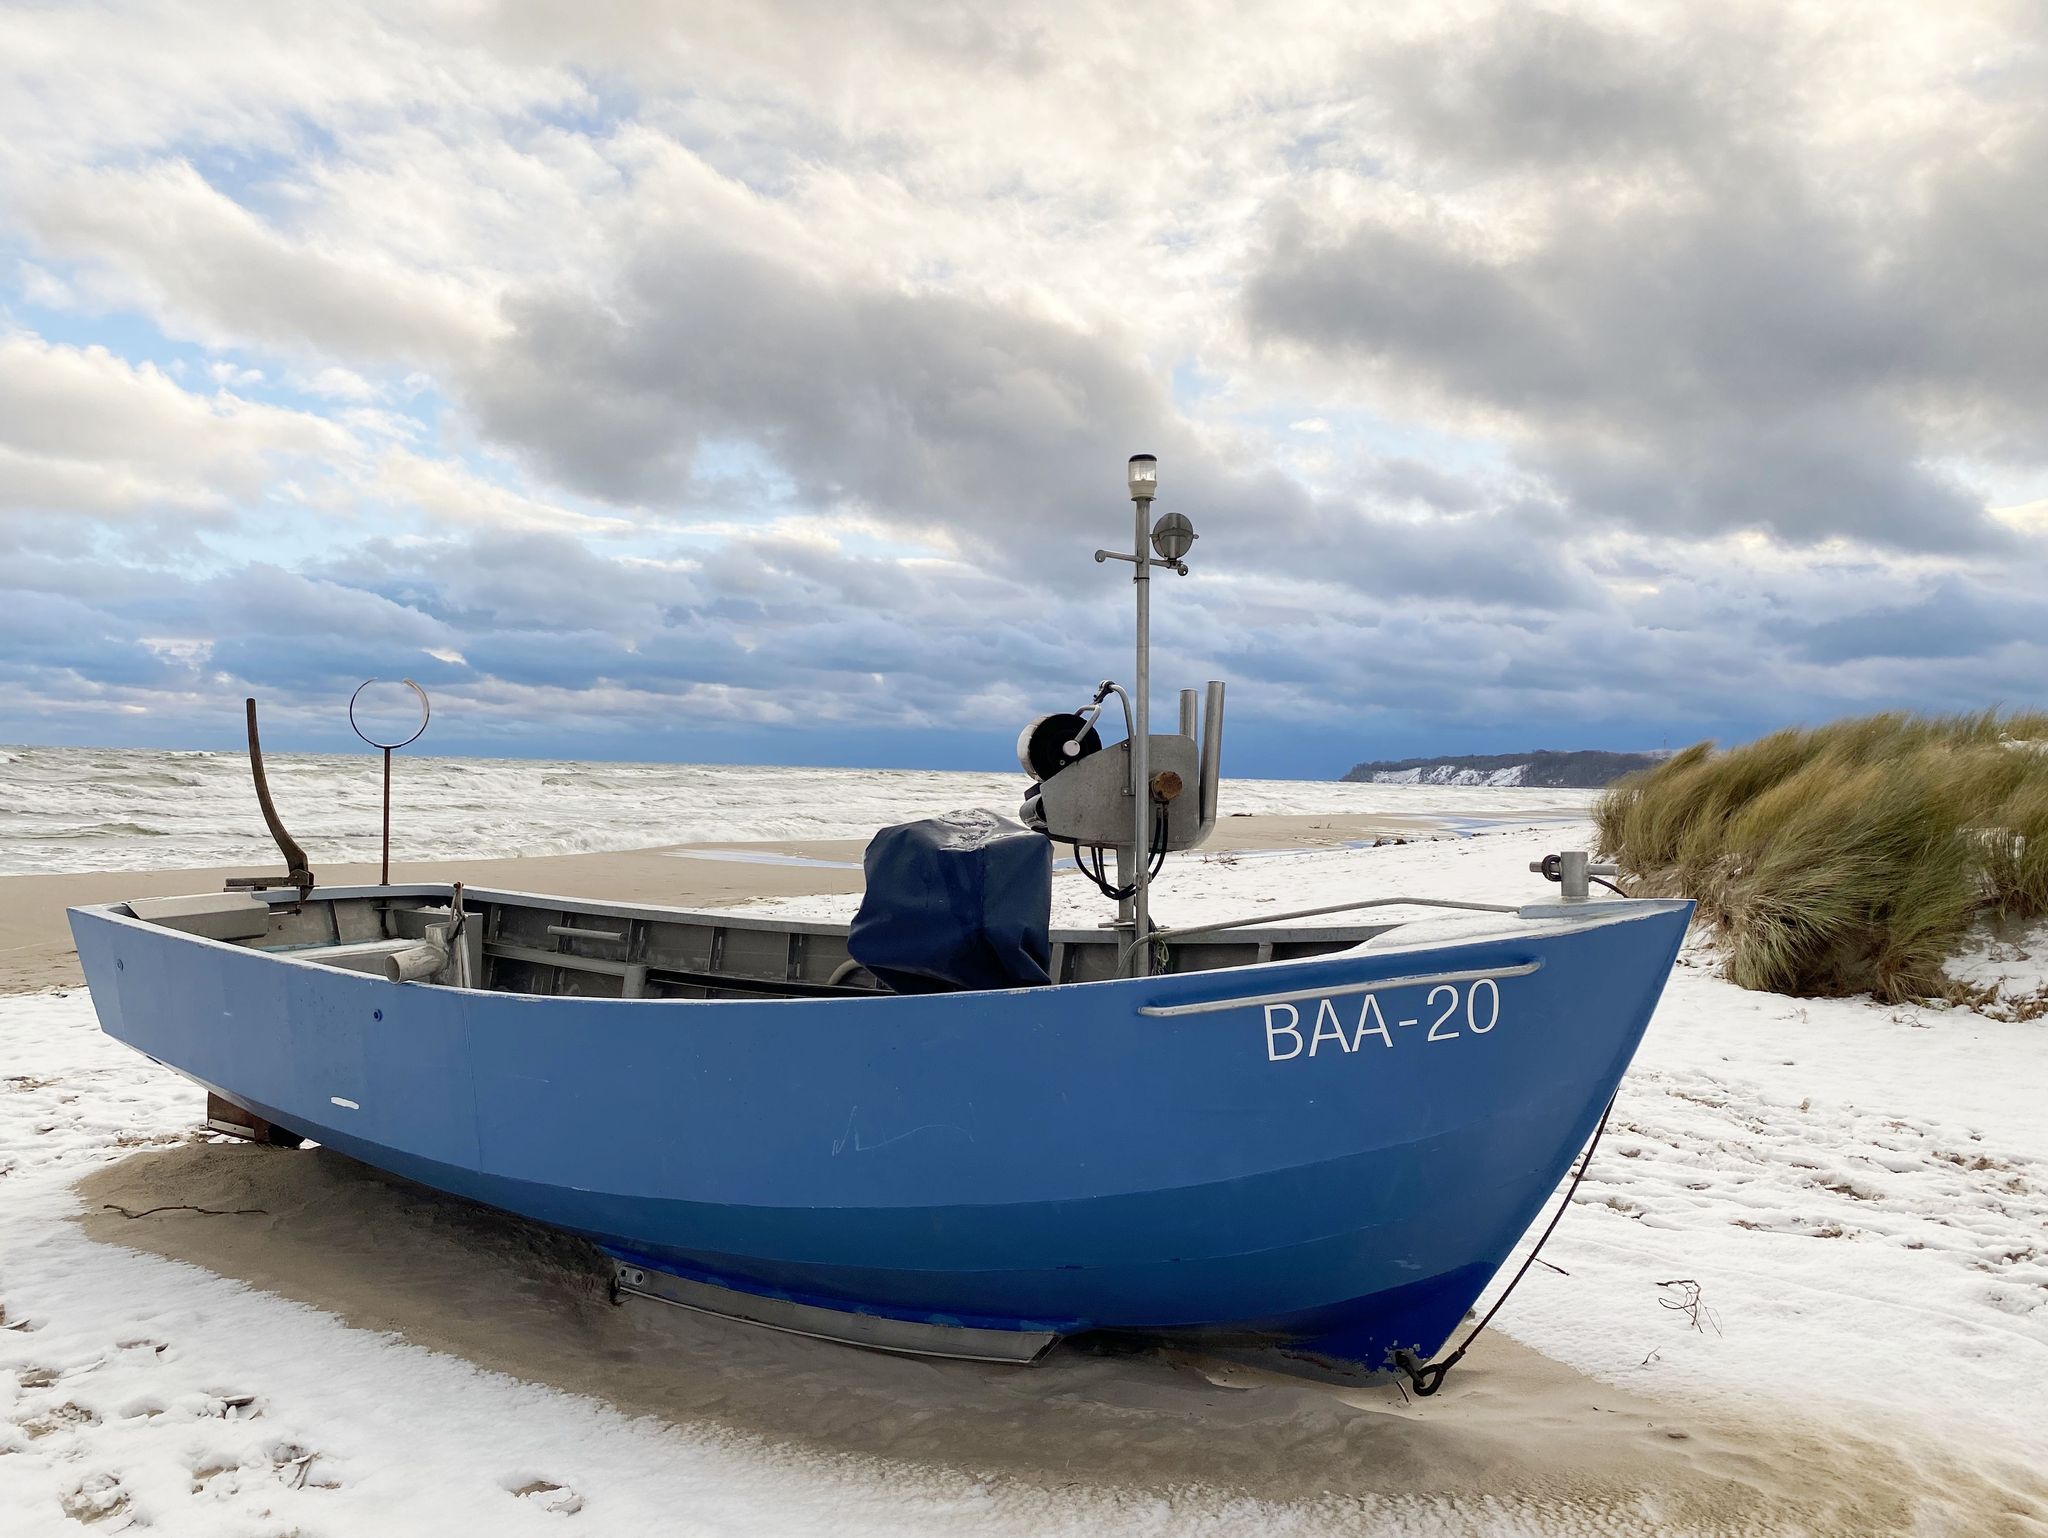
[4,824,2045,1534]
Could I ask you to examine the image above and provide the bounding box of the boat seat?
[128,892,271,941]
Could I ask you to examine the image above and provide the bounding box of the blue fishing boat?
[67,456,1691,1383]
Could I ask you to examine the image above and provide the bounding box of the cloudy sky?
[3,1,2045,776]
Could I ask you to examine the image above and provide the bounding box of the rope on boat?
[1391,1091,1619,1398]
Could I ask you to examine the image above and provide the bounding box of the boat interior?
[120,886,1395,1000]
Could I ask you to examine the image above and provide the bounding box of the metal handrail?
[1116,895,1518,973]
[1137,960,1542,1018]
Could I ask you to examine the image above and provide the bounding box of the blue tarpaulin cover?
[848,810,1053,993]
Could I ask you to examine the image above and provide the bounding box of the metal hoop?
[348,678,431,750]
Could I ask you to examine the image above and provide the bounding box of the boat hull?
[69,893,1690,1373]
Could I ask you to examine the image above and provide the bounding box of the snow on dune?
[1366,765,1529,787]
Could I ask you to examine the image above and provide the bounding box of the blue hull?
[69,894,1690,1373]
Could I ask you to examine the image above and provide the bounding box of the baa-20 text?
[1262,980,1502,1062]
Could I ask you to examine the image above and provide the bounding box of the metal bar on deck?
[546,924,626,943]
[487,940,636,977]
[1117,895,1518,973]
[1137,960,1542,1018]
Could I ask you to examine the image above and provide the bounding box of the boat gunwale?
[67,886,1692,1010]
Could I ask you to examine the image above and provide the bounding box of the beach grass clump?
[1594,713,2048,1001]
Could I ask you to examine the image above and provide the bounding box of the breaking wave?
[0,745,1595,876]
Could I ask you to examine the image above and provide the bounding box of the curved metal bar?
[1082,681,1136,766]
[1137,960,1542,1018]
[241,697,314,903]
[1117,894,1519,974]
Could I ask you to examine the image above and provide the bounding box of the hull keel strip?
[607,1259,1059,1365]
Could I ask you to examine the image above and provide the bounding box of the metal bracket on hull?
[606,1260,1058,1366]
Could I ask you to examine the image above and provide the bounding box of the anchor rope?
[1393,1090,1618,1398]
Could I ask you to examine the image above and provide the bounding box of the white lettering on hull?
[1265,1003,1303,1060]
[1263,981,1508,1062]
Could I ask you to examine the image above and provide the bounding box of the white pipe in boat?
[385,938,449,984]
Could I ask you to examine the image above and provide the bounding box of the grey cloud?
[467,237,1169,532]
[1360,8,1723,172]
[1783,584,2035,666]
[1351,456,1489,513]
[467,215,1612,628]
[316,532,692,639]
[1244,12,2048,554]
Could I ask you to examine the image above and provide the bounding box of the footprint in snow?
[20,1401,100,1439]
[268,1440,342,1490]
[60,1472,131,1526]
[509,1479,586,1515]
[190,1459,245,1498]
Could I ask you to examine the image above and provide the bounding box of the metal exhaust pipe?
[1196,680,1225,844]
[1179,688,1198,738]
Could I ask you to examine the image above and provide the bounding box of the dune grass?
[1594,712,2048,1000]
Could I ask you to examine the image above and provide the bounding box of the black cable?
[1072,839,1118,899]
[1590,875,1630,898]
[1070,798,1171,901]
[1393,1091,1619,1397]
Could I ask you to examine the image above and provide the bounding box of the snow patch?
[1368,764,1530,787]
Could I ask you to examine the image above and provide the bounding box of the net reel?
[1017,681,1221,857]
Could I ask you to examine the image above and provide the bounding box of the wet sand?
[0,810,1450,995]
[76,1142,2047,1535]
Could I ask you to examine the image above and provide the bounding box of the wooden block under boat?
[206,1092,303,1147]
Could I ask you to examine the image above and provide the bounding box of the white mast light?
[1127,454,1158,500]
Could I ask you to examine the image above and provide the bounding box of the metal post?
[349,677,430,892]
[1131,488,1152,976]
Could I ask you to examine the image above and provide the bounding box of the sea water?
[0,745,1593,876]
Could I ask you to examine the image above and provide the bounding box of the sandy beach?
[69,1140,2015,1536]
[5,818,2045,1535]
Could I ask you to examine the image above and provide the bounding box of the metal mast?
[1093,453,1194,976]
[1129,458,1155,970]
